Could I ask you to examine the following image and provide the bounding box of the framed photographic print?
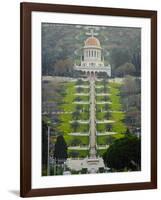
[20,2,157,197]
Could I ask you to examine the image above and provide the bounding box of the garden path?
[89,74,97,158]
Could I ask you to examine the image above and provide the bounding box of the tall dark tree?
[103,135,141,171]
[72,110,80,120]
[70,138,82,146]
[75,96,81,102]
[72,121,79,132]
[105,112,111,120]
[106,123,112,132]
[77,87,83,93]
[42,120,48,174]
[54,135,68,161]
[77,79,83,85]
[104,104,109,111]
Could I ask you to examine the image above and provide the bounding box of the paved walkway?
[75,93,89,96]
[96,131,117,136]
[70,120,89,124]
[96,101,111,104]
[96,120,115,124]
[96,93,111,96]
[89,75,97,158]
[68,146,89,150]
[73,101,89,104]
[75,85,89,88]
[68,132,89,136]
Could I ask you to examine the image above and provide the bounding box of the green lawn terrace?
[95,81,127,156]
[43,78,128,161]
[56,79,91,158]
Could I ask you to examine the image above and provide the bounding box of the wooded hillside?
[42,23,141,77]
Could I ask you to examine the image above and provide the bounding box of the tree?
[103,135,141,171]
[72,110,80,120]
[109,49,131,77]
[125,128,131,135]
[106,124,112,132]
[104,104,109,111]
[77,87,83,93]
[72,121,79,132]
[115,62,135,77]
[103,86,108,93]
[76,105,83,112]
[54,135,68,161]
[53,58,73,76]
[106,135,115,145]
[105,112,111,120]
[69,150,79,158]
[121,76,138,96]
[77,79,83,85]
[75,96,81,102]
[42,120,48,174]
[70,138,82,146]
[110,49,131,68]
[104,96,109,102]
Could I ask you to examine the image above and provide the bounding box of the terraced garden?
[95,81,127,156]
[56,79,90,158]
[43,77,127,160]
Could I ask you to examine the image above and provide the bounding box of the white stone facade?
[74,35,111,77]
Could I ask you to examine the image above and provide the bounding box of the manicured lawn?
[109,103,122,111]
[95,81,104,85]
[59,103,76,112]
[76,104,89,112]
[97,135,114,145]
[112,122,126,134]
[63,133,89,146]
[59,113,72,122]
[96,104,106,112]
[113,133,126,139]
[95,80,108,86]
[110,112,125,121]
[97,134,125,145]
[68,150,89,158]
[96,112,105,120]
[79,112,89,120]
[46,78,128,161]
[75,95,89,102]
[57,122,72,135]
[96,122,126,134]
[72,111,89,120]
[77,124,89,132]
[97,149,107,157]
[76,87,89,93]
[95,88,104,93]
[96,96,109,101]
[76,80,89,85]
[57,112,89,135]
[69,136,89,145]
[96,81,127,135]
[96,124,106,132]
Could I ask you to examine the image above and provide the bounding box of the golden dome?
[84,36,101,47]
